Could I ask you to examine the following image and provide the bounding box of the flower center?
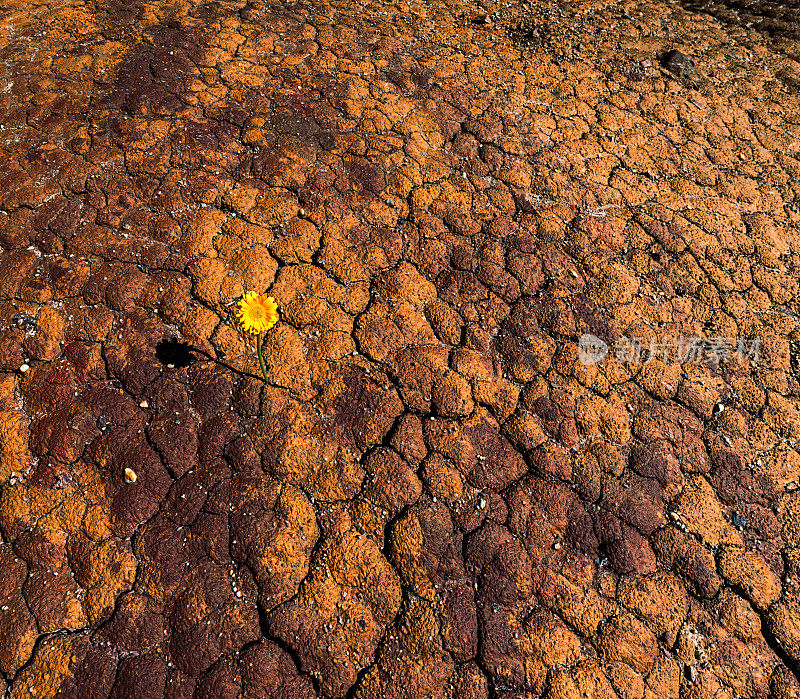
[250,305,264,320]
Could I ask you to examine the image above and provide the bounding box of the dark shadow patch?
[327,364,385,449]
[156,339,197,369]
[572,293,616,346]
[678,0,800,41]
[89,0,146,40]
[341,157,387,195]
[104,21,206,117]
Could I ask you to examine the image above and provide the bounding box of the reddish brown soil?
[1,0,800,696]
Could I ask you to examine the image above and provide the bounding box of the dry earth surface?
[1,0,800,696]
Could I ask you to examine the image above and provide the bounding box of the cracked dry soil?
[1,0,800,696]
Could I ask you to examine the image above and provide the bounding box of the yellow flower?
[236,292,278,334]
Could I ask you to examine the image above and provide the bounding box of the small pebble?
[662,49,696,79]
[139,400,149,408]
[19,364,29,373]
[124,468,138,484]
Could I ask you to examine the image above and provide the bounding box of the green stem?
[256,333,269,383]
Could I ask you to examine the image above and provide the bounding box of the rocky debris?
[0,0,799,695]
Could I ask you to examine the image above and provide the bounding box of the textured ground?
[1,0,800,696]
